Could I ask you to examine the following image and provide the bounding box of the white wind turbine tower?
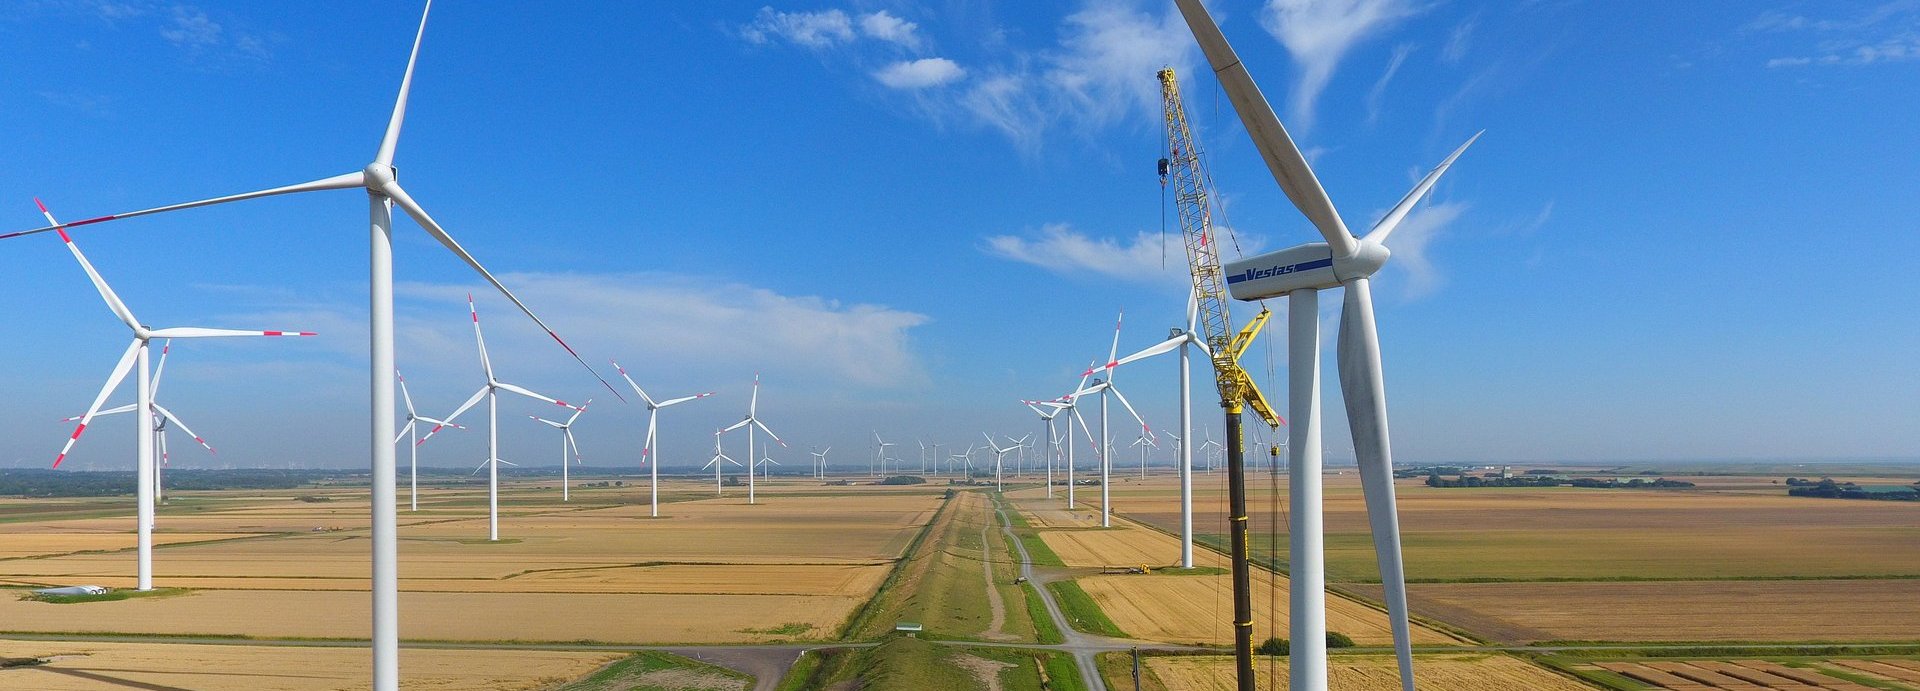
[529,400,589,502]
[720,374,785,505]
[703,430,743,495]
[396,369,463,512]
[1112,290,1213,567]
[434,296,583,542]
[614,362,713,518]
[1023,359,1098,508]
[1173,1,1482,687]
[4,5,622,685]
[39,200,314,592]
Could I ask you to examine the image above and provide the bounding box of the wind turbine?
[1172,1,1481,687]
[1129,434,1158,478]
[1112,290,1214,567]
[434,296,581,542]
[703,430,743,495]
[720,374,785,505]
[529,400,589,502]
[4,5,621,686]
[396,369,462,512]
[39,200,314,592]
[1199,428,1222,476]
[614,361,713,517]
[981,434,1019,491]
[1006,434,1032,478]
[810,446,830,479]
[873,433,894,477]
[756,452,780,482]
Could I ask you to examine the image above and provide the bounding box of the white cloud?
[1043,2,1197,131]
[740,7,856,47]
[874,57,966,89]
[1260,0,1423,131]
[1376,201,1465,299]
[859,10,923,49]
[983,223,1193,283]
[394,272,931,390]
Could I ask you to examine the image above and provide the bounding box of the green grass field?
[557,651,750,691]
[1046,579,1127,638]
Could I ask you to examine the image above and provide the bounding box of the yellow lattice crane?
[1159,66,1281,689]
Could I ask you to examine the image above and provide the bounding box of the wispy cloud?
[740,7,856,47]
[1260,0,1424,132]
[737,0,1194,153]
[1365,43,1415,124]
[984,223,1197,283]
[1442,15,1477,64]
[874,57,965,89]
[1751,1,1920,67]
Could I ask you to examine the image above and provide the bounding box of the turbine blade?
[152,403,213,455]
[377,0,433,166]
[750,373,760,416]
[396,369,417,417]
[150,340,172,398]
[565,429,581,463]
[494,380,576,409]
[385,182,622,401]
[754,419,785,447]
[146,327,316,338]
[1105,309,1125,372]
[657,392,713,407]
[6,174,367,243]
[469,294,493,382]
[721,419,750,433]
[1107,384,1154,442]
[611,360,659,407]
[38,199,141,332]
[566,399,591,425]
[394,419,415,446]
[68,402,137,420]
[1363,131,1484,246]
[472,457,491,475]
[56,340,142,467]
[1170,0,1356,256]
[426,386,490,442]
[642,415,658,461]
[1115,335,1184,367]
[1336,277,1414,690]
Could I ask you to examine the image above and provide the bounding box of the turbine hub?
[1332,241,1391,283]
[362,162,397,190]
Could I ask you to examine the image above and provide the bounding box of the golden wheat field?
[0,483,940,644]
[0,639,621,690]
[1142,653,1593,691]
[1080,572,1462,646]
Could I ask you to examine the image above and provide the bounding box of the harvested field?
[0,588,857,643]
[1143,652,1591,690]
[1582,658,1920,690]
[1121,473,1920,582]
[0,639,619,690]
[1014,497,1460,646]
[1393,579,1920,643]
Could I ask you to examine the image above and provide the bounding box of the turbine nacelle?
[1223,241,1390,301]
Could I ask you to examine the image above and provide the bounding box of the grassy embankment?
[556,651,750,691]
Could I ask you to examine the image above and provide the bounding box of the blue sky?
[0,0,1914,471]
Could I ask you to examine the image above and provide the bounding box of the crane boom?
[1159,68,1280,427]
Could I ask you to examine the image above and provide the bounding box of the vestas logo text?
[1225,257,1334,284]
